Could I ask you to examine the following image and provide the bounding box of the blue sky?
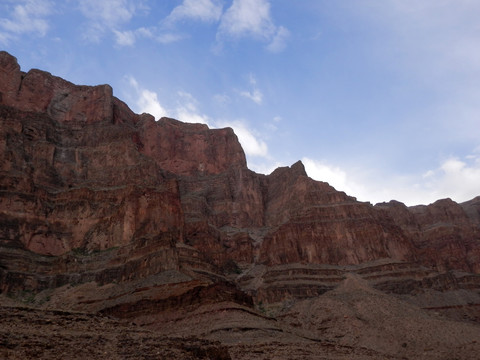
[1,0,480,206]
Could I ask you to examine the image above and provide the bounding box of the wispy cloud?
[213,93,231,105]
[156,0,223,46]
[171,91,269,159]
[126,76,168,120]
[217,120,269,158]
[266,26,290,53]
[156,32,187,44]
[218,0,275,39]
[240,89,263,104]
[239,74,263,104]
[124,78,269,161]
[170,90,270,158]
[165,0,223,25]
[78,0,135,27]
[78,0,138,42]
[100,0,288,50]
[173,91,211,125]
[0,0,53,43]
[113,29,135,46]
[217,0,289,52]
[112,27,185,47]
[125,78,211,124]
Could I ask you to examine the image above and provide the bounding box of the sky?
[1,0,480,206]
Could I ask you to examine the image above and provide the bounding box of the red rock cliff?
[1,50,480,297]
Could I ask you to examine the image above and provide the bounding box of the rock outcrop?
[1,51,480,359]
[259,163,415,266]
[376,198,480,273]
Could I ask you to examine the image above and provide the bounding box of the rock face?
[259,163,415,266]
[138,117,247,176]
[1,51,480,359]
[376,198,480,273]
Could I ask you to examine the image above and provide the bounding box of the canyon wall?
[1,50,479,311]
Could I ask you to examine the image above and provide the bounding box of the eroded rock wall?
[1,50,480,314]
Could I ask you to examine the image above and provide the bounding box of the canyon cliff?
[1,51,480,359]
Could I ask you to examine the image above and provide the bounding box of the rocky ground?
[2,274,480,359]
[0,304,231,360]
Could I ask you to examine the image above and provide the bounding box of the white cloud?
[240,89,263,104]
[266,26,290,53]
[124,79,269,162]
[78,0,137,42]
[113,29,135,46]
[388,154,480,205]
[217,120,268,158]
[174,91,211,125]
[78,0,135,26]
[144,0,223,46]
[303,150,480,206]
[303,158,359,196]
[136,89,166,120]
[116,26,187,45]
[168,90,269,159]
[213,93,231,105]
[432,155,480,202]
[0,0,52,41]
[156,32,186,44]
[98,0,288,49]
[165,0,223,24]
[302,157,429,205]
[126,76,168,120]
[125,79,211,123]
[175,107,210,125]
[135,27,153,38]
[113,27,185,46]
[441,158,465,174]
[239,73,263,104]
[217,0,289,51]
[219,0,274,39]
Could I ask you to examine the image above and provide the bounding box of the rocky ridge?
[1,51,480,359]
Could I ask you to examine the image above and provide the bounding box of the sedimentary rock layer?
[1,51,480,359]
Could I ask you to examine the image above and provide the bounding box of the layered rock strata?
[1,51,480,358]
